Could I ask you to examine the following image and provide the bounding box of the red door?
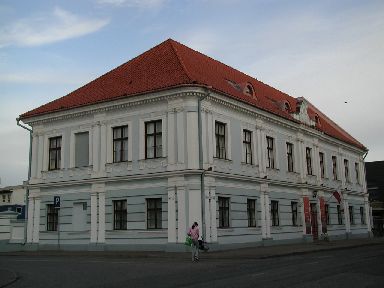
[310,203,318,240]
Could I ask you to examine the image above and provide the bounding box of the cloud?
[0,71,90,85]
[0,7,109,48]
[96,0,167,8]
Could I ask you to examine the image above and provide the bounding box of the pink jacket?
[188,226,199,241]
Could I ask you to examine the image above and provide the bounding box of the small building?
[365,161,384,236]
[18,39,370,251]
[0,185,26,219]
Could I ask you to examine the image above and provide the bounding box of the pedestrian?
[188,222,199,262]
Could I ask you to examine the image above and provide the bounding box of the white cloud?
[0,7,109,48]
[97,0,167,8]
[0,71,89,85]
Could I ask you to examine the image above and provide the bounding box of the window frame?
[360,207,365,224]
[48,136,62,171]
[247,199,256,227]
[349,206,354,225]
[218,197,230,228]
[344,159,350,182]
[266,136,275,169]
[306,147,313,175]
[287,142,294,172]
[146,198,162,229]
[112,125,129,163]
[145,120,163,159]
[242,129,253,164]
[337,205,343,225]
[291,201,298,226]
[332,156,338,180]
[319,152,325,178]
[113,199,127,230]
[355,162,360,184]
[325,204,330,225]
[215,121,227,159]
[271,200,279,226]
[46,204,58,231]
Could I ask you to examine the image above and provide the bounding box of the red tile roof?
[20,39,366,150]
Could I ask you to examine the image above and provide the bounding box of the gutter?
[16,117,32,245]
[198,87,211,241]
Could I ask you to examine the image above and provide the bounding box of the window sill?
[218,228,233,232]
[214,157,232,162]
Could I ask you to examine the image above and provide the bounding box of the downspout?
[198,87,211,241]
[16,117,32,244]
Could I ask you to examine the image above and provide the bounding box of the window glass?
[247,199,256,227]
[218,197,230,228]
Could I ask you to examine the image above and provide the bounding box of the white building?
[18,39,370,251]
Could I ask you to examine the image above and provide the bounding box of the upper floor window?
[332,156,338,180]
[113,200,127,230]
[147,198,162,229]
[287,142,294,172]
[49,136,62,170]
[113,126,128,163]
[319,152,325,178]
[344,159,350,182]
[284,102,291,113]
[145,120,162,159]
[266,136,275,169]
[244,83,255,97]
[355,162,360,184]
[215,121,227,159]
[243,130,252,164]
[75,132,89,167]
[306,147,313,175]
[247,199,256,227]
[291,201,298,226]
[360,207,365,224]
[218,197,230,228]
[271,200,279,226]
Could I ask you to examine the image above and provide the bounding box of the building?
[365,161,384,236]
[0,185,26,219]
[18,39,370,251]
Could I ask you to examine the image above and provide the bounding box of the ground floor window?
[247,199,256,227]
[47,204,58,231]
[291,201,298,226]
[147,198,162,229]
[349,206,354,225]
[360,207,365,224]
[337,205,343,225]
[113,200,127,230]
[325,204,330,225]
[271,200,279,226]
[219,197,230,228]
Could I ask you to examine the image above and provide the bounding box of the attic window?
[284,102,291,112]
[314,114,321,125]
[244,84,255,97]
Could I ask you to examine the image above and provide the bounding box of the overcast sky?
[1,0,383,187]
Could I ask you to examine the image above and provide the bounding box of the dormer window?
[284,102,291,112]
[314,114,321,126]
[244,83,255,97]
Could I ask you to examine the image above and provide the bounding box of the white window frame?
[241,124,256,165]
[139,115,167,160]
[70,128,92,168]
[106,121,132,164]
[43,131,65,171]
[213,116,231,160]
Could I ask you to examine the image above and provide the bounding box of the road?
[1,244,383,288]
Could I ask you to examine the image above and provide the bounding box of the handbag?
[184,235,192,246]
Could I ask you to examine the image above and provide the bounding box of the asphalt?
[1,237,383,287]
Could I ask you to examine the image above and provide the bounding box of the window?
[337,205,343,225]
[147,198,162,229]
[145,120,162,159]
[72,202,87,232]
[215,122,227,159]
[344,159,349,182]
[325,204,330,225]
[1,195,5,202]
[355,162,360,184]
[244,84,254,96]
[360,207,365,224]
[266,136,275,169]
[247,199,256,227]
[291,201,298,226]
[47,204,58,231]
[284,102,291,112]
[49,136,62,170]
[287,143,294,172]
[218,197,230,228]
[306,147,313,175]
[243,130,252,164]
[349,206,354,225]
[319,152,325,178]
[113,126,128,163]
[332,156,338,180]
[7,194,11,203]
[113,200,127,230]
[75,132,89,167]
[271,200,279,226]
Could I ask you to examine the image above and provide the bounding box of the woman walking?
[188,222,199,262]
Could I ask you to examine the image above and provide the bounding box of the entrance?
[310,203,318,240]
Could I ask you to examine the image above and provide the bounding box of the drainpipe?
[16,117,32,244]
[198,87,211,241]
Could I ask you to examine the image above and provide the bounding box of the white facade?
[22,86,370,250]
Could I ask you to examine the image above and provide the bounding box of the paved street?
[1,243,383,288]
